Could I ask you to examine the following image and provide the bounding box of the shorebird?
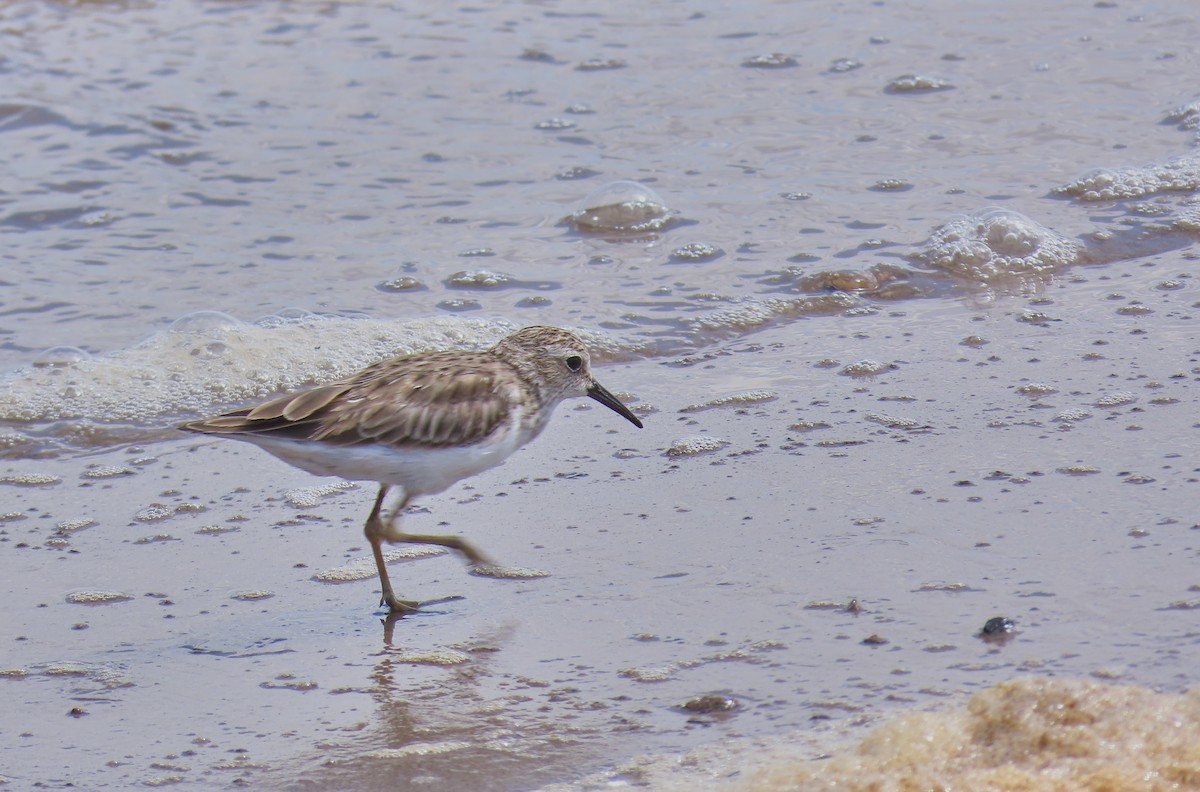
[180,326,643,613]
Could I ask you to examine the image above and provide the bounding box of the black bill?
[587,380,644,429]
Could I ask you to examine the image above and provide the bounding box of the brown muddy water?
[3,0,1200,789]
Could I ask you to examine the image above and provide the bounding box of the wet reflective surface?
[3,0,1200,788]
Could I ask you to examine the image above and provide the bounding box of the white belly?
[234,416,541,497]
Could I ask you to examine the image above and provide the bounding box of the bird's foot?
[379,593,466,614]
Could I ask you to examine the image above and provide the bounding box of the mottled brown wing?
[181,351,519,449]
[178,381,356,438]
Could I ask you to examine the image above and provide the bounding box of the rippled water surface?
[3,0,1200,789]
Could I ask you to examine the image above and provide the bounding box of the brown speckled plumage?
[187,351,524,449]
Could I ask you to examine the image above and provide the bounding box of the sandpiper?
[180,325,643,613]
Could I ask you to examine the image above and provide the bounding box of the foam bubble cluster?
[885,74,953,93]
[1177,197,1200,231]
[916,208,1084,281]
[385,649,472,666]
[0,314,518,429]
[742,53,797,69]
[665,435,730,458]
[312,547,445,583]
[66,590,133,605]
[679,390,777,413]
[840,360,896,377]
[283,481,358,508]
[469,564,550,579]
[445,269,513,289]
[1166,98,1200,136]
[1058,151,1200,200]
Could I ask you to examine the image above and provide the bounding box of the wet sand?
[3,0,1200,788]
[6,264,1200,788]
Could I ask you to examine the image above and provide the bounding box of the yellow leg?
[365,485,420,613]
[364,485,494,613]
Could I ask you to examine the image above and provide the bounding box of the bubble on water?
[0,472,61,486]
[196,524,239,535]
[670,242,724,262]
[679,391,777,413]
[0,313,634,451]
[134,504,175,522]
[518,48,558,64]
[66,590,133,605]
[1178,201,1200,231]
[568,180,677,234]
[1095,391,1136,407]
[375,276,425,293]
[252,309,324,330]
[283,481,357,508]
[827,57,863,73]
[438,298,481,312]
[869,179,913,192]
[359,741,473,761]
[56,518,96,533]
[470,564,550,579]
[387,649,472,666]
[1054,408,1092,422]
[190,340,231,360]
[32,346,91,369]
[446,269,513,289]
[534,117,575,131]
[885,74,953,93]
[0,314,525,438]
[742,53,797,68]
[167,311,243,334]
[1058,465,1101,475]
[620,665,676,682]
[865,413,921,429]
[1016,382,1058,397]
[680,693,741,716]
[839,359,895,377]
[133,533,177,544]
[665,435,729,458]
[1165,98,1200,134]
[230,590,274,601]
[575,57,626,71]
[260,674,317,692]
[1058,151,1200,201]
[556,165,601,181]
[808,269,881,292]
[313,547,445,583]
[916,208,1084,282]
[78,210,119,227]
[81,464,134,479]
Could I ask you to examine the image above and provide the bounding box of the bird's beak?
[587,380,644,429]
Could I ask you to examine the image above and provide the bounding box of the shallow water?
[2,0,1200,789]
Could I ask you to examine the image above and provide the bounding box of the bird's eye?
[565,355,583,372]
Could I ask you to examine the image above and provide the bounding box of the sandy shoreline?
[5,264,1200,788]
